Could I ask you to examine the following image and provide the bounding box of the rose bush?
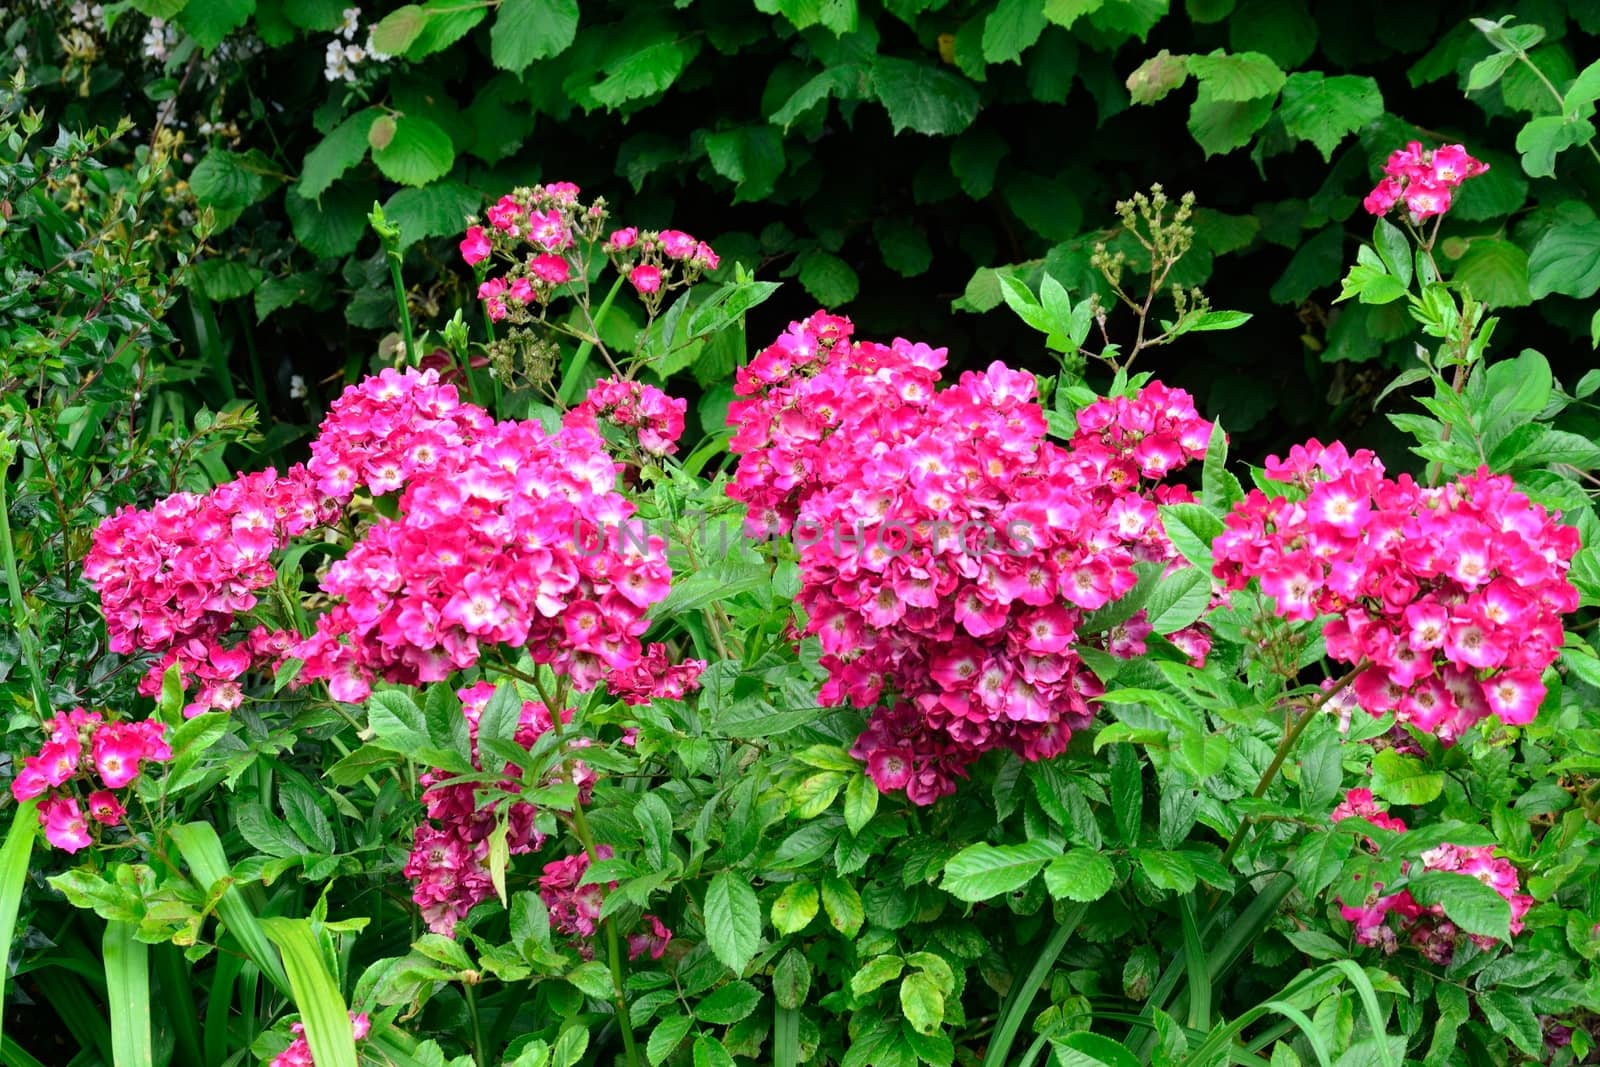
[5,100,1600,1067]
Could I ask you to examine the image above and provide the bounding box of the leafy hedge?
[12,0,1599,458]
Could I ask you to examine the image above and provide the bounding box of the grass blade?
[0,1034,50,1067]
[169,822,290,996]
[154,942,204,1067]
[1328,960,1398,1067]
[1180,894,1212,1031]
[203,950,247,1067]
[0,799,38,1053]
[982,902,1089,1067]
[103,921,152,1067]
[774,1005,799,1067]
[261,917,359,1067]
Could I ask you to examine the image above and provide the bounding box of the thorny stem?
[1216,660,1372,870]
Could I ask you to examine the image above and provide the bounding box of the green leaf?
[703,871,761,974]
[1515,115,1596,178]
[797,250,858,306]
[821,876,863,937]
[178,0,254,51]
[869,55,981,135]
[900,972,944,1036]
[647,1015,693,1066]
[189,149,275,211]
[1042,0,1102,28]
[1453,238,1531,308]
[287,182,372,259]
[283,0,345,29]
[491,0,578,72]
[0,802,37,1052]
[1528,213,1600,299]
[132,0,189,16]
[170,823,290,996]
[873,218,933,277]
[770,882,818,935]
[592,39,697,108]
[704,126,786,203]
[851,955,904,997]
[103,922,152,1067]
[1188,84,1274,157]
[940,840,1061,902]
[1277,71,1383,161]
[190,260,264,302]
[768,65,871,130]
[1137,850,1198,893]
[772,948,812,1010]
[843,773,879,834]
[1143,566,1211,633]
[367,689,429,752]
[298,109,379,200]
[1185,50,1285,101]
[1406,872,1512,943]
[382,180,481,249]
[1228,0,1314,68]
[1042,848,1115,902]
[1158,502,1226,570]
[371,114,456,186]
[1370,749,1444,806]
[1109,742,1144,845]
[695,980,761,1025]
[1052,1033,1142,1067]
[404,0,486,58]
[1476,990,1544,1057]
[693,1035,738,1067]
[982,0,1047,65]
[371,5,427,54]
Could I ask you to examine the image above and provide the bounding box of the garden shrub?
[4,4,1600,1067]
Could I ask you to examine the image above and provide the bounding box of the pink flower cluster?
[563,377,688,457]
[539,846,672,961]
[1213,441,1578,738]
[405,683,587,937]
[602,642,706,705]
[83,466,338,715]
[603,226,718,308]
[306,366,493,500]
[9,708,171,852]
[291,382,673,703]
[270,1012,370,1067]
[1331,789,1531,964]
[1363,142,1488,221]
[727,312,1214,803]
[463,182,592,322]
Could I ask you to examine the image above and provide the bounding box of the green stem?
[557,275,627,407]
[1217,661,1370,869]
[463,982,487,1067]
[542,687,641,1067]
[981,903,1089,1067]
[388,253,417,366]
[0,443,51,719]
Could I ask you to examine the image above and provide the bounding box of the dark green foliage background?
[15,0,1599,464]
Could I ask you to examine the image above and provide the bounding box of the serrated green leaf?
[982,0,1047,65]
[178,0,253,51]
[1528,213,1600,299]
[1042,848,1115,902]
[940,840,1061,902]
[1185,50,1284,101]
[1277,71,1383,161]
[703,872,760,973]
[869,55,980,135]
[371,114,456,186]
[491,0,578,72]
[797,250,858,306]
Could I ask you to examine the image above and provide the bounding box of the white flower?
[289,375,307,400]
[323,38,355,82]
[141,17,176,62]
[339,6,361,40]
[69,2,102,28]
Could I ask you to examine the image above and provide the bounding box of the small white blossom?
[289,375,307,400]
[338,6,361,40]
[69,2,102,28]
[141,17,177,62]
